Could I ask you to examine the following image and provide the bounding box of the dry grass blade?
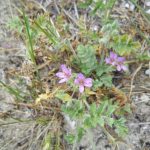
[130,0,150,25]
[0,81,25,100]
[129,63,143,99]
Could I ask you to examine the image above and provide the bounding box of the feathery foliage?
[76,45,97,75]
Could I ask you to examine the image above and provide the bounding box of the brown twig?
[62,8,81,28]
[129,63,143,99]
[6,102,60,112]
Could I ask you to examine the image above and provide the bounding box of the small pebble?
[145,69,150,76]
[91,25,99,32]
[145,1,150,7]
[140,94,149,102]
[146,9,150,14]
[125,2,135,11]
[125,3,130,8]
[64,115,76,130]
[0,69,5,82]
[130,3,135,11]
[142,125,149,130]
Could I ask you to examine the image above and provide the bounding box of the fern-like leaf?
[76,45,97,75]
[111,34,141,56]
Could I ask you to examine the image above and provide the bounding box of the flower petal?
[84,78,92,87]
[79,85,84,93]
[111,61,116,66]
[56,72,65,78]
[60,64,68,72]
[110,52,118,59]
[117,65,121,71]
[61,64,72,76]
[105,58,111,64]
[77,73,85,80]
[74,78,79,85]
[59,78,68,83]
[68,68,72,74]
[117,57,125,62]
[122,65,127,71]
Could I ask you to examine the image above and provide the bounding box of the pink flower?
[74,73,92,93]
[105,52,127,72]
[116,57,127,71]
[105,52,118,66]
[56,64,72,83]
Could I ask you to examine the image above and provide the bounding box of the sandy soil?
[0,0,150,150]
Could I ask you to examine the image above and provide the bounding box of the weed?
[3,0,149,149]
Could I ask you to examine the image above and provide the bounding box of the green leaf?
[93,65,113,89]
[105,104,118,117]
[77,127,85,142]
[34,21,57,44]
[65,134,75,144]
[23,12,36,64]
[136,53,150,61]
[111,34,141,56]
[76,44,97,75]
[78,0,93,8]
[7,16,23,33]
[93,75,112,90]
[61,100,84,119]
[106,118,114,127]
[78,0,117,15]
[97,100,108,115]
[96,63,114,77]
[100,20,119,45]
[42,133,52,150]
[100,75,112,87]
[90,103,97,117]
[105,0,117,9]
[98,117,105,127]
[84,116,93,128]
[55,90,72,102]
[114,118,128,137]
[36,117,50,125]
[91,0,117,14]
[92,1,105,14]
[122,103,132,114]
[84,104,99,128]
[93,79,103,90]
[84,117,97,128]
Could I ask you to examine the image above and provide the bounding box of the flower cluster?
[56,52,127,92]
[56,64,93,93]
[105,52,127,71]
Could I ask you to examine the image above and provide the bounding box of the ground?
[0,0,150,150]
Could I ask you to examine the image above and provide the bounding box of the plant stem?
[23,12,36,64]
[102,126,116,144]
[84,99,90,110]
